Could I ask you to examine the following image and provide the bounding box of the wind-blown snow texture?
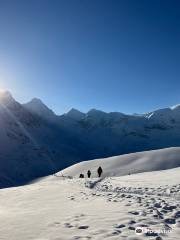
[0,167,179,240]
[0,90,180,188]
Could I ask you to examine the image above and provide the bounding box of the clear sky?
[0,0,179,114]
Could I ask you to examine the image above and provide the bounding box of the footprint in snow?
[114,223,126,229]
[164,218,176,224]
[64,222,74,228]
[72,236,91,240]
[128,220,136,225]
[174,211,180,219]
[128,211,139,215]
[105,230,122,237]
[128,226,135,231]
[78,225,89,230]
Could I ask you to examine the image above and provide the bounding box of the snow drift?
[61,147,180,177]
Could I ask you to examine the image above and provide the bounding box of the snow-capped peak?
[87,108,105,114]
[86,109,107,117]
[23,98,55,119]
[65,108,85,120]
[171,104,180,111]
[29,98,44,105]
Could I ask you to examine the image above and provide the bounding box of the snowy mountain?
[23,98,56,121]
[61,147,180,177]
[64,108,85,121]
[0,90,180,188]
[0,91,57,188]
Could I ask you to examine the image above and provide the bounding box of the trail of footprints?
[63,214,91,240]
[69,182,180,239]
[94,183,180,239]
[50,182,180,239]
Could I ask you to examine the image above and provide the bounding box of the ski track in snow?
[0,169,180,240]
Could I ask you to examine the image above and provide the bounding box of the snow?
[170,104,180,111]
[61,147,180,178]
[0,167,179,240]
[23,98,56,120]
[65,108,85,121]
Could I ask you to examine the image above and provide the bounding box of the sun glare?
[0,89,6,93]
[0,89,7,97]
[0,89,10,103]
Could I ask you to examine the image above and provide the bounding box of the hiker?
[79,173,84,178]
[97,166,103,177]
[87,170,91,178]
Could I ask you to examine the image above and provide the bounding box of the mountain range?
[0,90,180,188]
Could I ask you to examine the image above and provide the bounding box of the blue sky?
[0,0,179,114]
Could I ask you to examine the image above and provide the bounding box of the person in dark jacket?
[97,166,103,177]
[87,170,91,178]
[79,173,84,178]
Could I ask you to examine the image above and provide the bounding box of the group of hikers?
[79,166,103,178]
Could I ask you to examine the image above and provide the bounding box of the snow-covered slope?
[0,167,179,240]
[61,147,180,178]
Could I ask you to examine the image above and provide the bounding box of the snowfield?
[61,147,180,178]
[0,167,179,240]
